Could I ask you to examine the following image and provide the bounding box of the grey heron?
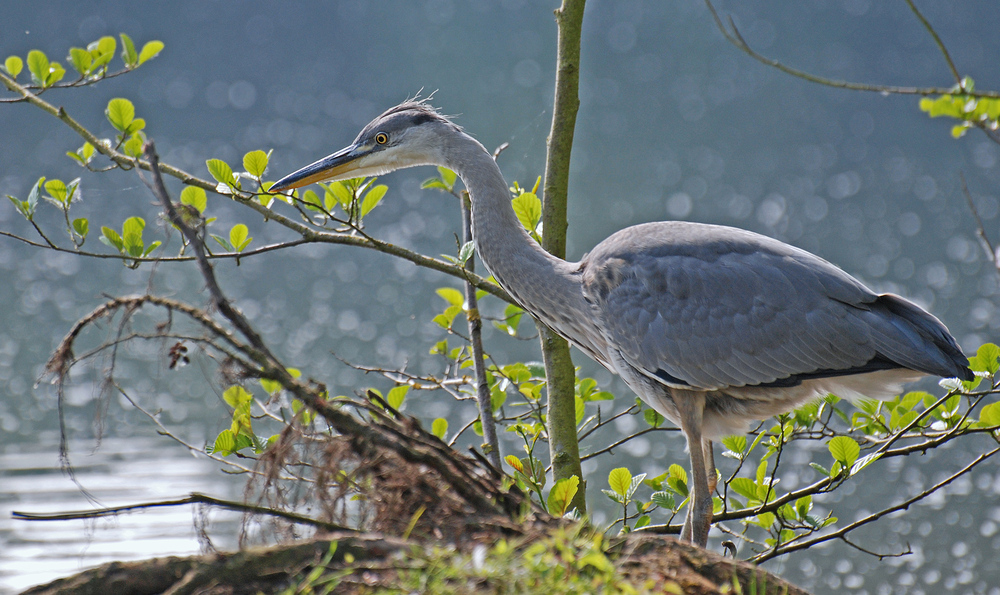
[270,101,973,547]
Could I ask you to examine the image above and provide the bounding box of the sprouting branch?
[0,69,511,303]
[753,445,1000,563]
[0,65,138,103]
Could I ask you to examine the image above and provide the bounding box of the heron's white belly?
[609,348,924,439]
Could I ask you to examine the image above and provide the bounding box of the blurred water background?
[1,1,999,593]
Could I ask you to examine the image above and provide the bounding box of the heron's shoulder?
[585,221,804,264]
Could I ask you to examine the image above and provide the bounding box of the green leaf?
[828,436,860,467]
[119,33,138,67]
[437,166,457,189]
[626,473,647,499]
[89,36,117,69]
[969,343,1000,375]
[72,218,89,238]
[302,189,323,211]
[650,491,675,510]
[608,467,632,498]
[26,50,49,85]
[67,141,96,166]
[260,378,281,394]
[360,184,387,217]
[122,216,145,238]
[123,232,143,257]
[180,186,207,213]
[721,435,747,457]
[137,40,164,65]
[206,159,236,188]
[668,464,687,483]
[324,181,352,210]
[243,150,268,178]
[67,48,91,75]
[211,234,234,251]
[511,191,541,232]
[431,417,448,439]
[386,385,408,410]
[547,475,580,516]
[809,462,830,476]
[436,287,464,307]
[7,196,29,219]
[143,241,162,257]
[122,132,145,157]
[212,429,237,455]
[44,61,65,86]
[729,477,758,501]
[106,98,135,132]
[978,402,1000,428]
[504,454,524,474]
[602,489,625,505]
[420,178,449,191]
[223,385,253,408]
[458,241,475,264]
[229,223,251,251]
[3,55,22,78]
[755,459,769,486]
[850,451,883,476]
[795,495,812,520]
[100,226,124,250]
[490,385,506,412]
[643,408,665,428]
[44,179,68,204]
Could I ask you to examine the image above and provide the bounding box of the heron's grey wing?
[580,222,963,390]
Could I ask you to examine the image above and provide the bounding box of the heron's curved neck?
[442,133,592,342]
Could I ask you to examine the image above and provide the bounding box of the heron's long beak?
[270,143,367,192]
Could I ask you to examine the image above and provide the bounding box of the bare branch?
[903,0,962,85]
[13,492,354,533]
[461,190,501,468]
[703,0,1000,99]
[959,172,999,272]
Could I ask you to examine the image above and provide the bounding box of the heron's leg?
[679,440,713,541]
[673,389,711,547]
[704,439,717,495]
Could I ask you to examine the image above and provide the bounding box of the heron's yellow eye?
[374,132,389,145]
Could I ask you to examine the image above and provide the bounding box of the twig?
[903,0,962,86]
[579,426,675,461]
[12,492,354,532]
[461,190,501,468]
[703,0,1000,99]
[753,445,1000,563]
[959,172,999,271]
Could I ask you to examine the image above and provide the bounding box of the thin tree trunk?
[540,0,587,513]
[462,193,501,469]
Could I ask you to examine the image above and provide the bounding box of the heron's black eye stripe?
[374,132,389,145]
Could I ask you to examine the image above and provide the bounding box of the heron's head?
[270,101,458,192]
